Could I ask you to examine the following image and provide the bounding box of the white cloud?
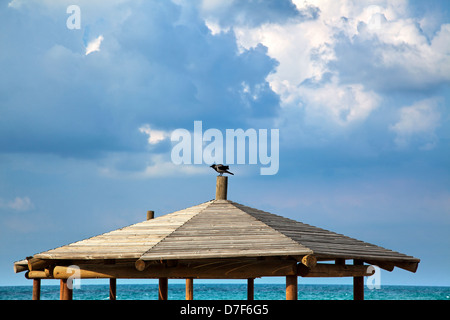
[390,98,441,149]
[85,35,104,55]
[139,124,170,145]
[223,0,449,140]
[231,1,385,126]
[300,78,380,126]
[0,196,34,211]
[8,0,21,8]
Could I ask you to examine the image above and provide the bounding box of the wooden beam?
[14,260,28,273]
[215,176,228,200]
[298,263,374,278]
[364,260,395,272]
[353,260,364,301]
[26,257,52,271]
[286,275,298,300]
[247,278,254,300]
[147,210,154,220]
[395,261,419,273]
[186,278,193,300]
[26,271,50,279]
[53,259,297,279]
[135,259,149,271]
[301,255,317,268]
[159,278,168,300]
[32,279,41,300]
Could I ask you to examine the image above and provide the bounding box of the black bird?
[210,164,234,176]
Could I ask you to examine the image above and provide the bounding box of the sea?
[1,283,449,300]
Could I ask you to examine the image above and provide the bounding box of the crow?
[210,164,234,176]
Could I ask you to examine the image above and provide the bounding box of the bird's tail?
[226,171,234,175]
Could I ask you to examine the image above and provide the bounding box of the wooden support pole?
[286,275,298,300]
[32,279,41,300]
[60,279,64,300]
[60,279,72,300]
[159,277,168,300]
[247,278,254,300]
[353,260,364,301]
[147,210,154,220]
[109,278,117,300]
[186,278,193,300]
[215,176,228,200]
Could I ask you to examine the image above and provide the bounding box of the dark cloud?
[0,1,280,158]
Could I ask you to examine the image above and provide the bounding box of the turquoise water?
[1,284,449,300]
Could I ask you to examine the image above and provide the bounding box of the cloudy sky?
[1,0,449,287]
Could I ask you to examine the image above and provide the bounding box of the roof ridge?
[138,200,214,259]
[33,200,214,260]
[228,201,418,262]
[228,200,314,255]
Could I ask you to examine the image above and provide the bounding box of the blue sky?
[1,0,449,287]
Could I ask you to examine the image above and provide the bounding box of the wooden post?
[60,279,73,300]
[216,176,228,200]
[60,279,64,300]
[159,277,168,300]
[186,278,193,300]
[247,278,254,300]
[147,210,154,220]
[286,275,298,300]
[110,278,117,300]
[353,260,364,300]
[32,279,41,300]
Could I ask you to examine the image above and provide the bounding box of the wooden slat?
[232,201,419,263]
[34,201,211,260]
[140,202,312,260]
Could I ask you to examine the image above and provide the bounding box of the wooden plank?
[233,201,419,264]
[33,201,212,261]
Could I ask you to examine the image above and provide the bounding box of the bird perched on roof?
[210,164,234,176]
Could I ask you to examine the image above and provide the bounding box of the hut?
[13,176,419,300]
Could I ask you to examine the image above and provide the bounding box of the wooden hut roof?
[17,197,419,273]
